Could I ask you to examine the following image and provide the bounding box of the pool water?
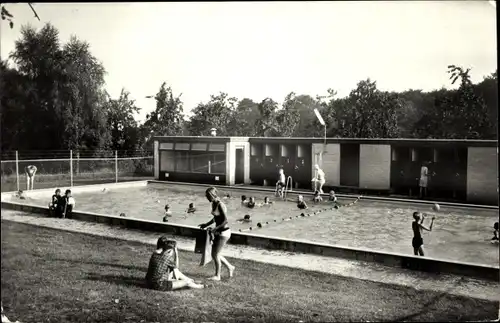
[17,183,499,266]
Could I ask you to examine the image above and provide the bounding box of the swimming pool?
[10,182,499,266]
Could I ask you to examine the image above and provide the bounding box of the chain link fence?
[0,150,154,192]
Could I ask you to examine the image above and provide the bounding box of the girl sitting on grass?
[145,236,204,291]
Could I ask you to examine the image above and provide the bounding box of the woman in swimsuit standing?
[199,187,235,281]
[412,211,435,256]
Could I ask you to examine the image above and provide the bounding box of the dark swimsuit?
[297,201,307,209]
[412,221,423,249]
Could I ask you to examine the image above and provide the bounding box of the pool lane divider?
[240,199,359,232]
[2,199,498,282]
[147,180,499,210]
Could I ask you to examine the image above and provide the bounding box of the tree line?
[1,23,497,155]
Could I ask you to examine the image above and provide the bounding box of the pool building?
[153,136,498,205]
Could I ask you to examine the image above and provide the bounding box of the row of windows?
[159,151,226,175]
[159,142,225,152]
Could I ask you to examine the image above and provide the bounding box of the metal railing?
[0,150,154,192]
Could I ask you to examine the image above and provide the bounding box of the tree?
[105,89,141,153]
[3,23,110,151]
[445,65,493,139]
[255,98,279,137]
[332,79,401,138]
[227,98,260,136]
[142,82,184,143]
[275,92,301,137]
[187,92,237,136]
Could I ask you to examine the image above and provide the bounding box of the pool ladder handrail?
[283,176,293,200]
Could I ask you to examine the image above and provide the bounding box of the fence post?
[70,150,73,187]
[115,150,118,183]
[15,151,20,192]
[76,151,80,175]
[208,160,211,174]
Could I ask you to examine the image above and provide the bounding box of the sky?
[0,1,497,123]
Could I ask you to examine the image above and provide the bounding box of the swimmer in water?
[48,189,61,216]
[187,203,196,214]
[312,190,323,203]
[297,195,308,210]
[223,194,231,200]
[329,190,337,203]
[411,211,435,256]
[246,197,256,209]
[263,197,273,205]
[237,214,252,223]
[491,222,499,243]
[163,204,172,222]
[16,190,26,200]
[241,195,248,206]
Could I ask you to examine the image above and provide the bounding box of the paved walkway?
[1,209,499,303]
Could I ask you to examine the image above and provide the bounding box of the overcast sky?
[0,1,497,122]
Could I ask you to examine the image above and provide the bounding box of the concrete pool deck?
[1,209,499,304]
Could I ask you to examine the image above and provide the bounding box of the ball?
[432,203,440,212]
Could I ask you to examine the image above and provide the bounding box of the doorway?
[235,148,244,184]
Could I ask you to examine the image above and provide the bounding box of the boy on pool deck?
[411,211,435,256]
[276,168,286,198]
[297,195,308,210]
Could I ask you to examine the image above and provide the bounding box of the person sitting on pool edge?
[57,189,75,219]
[411,211,435,256]
[187,203,196,214]
[48,188,61,217]
[297,195,308,209]
[145,236,204,291]
[313,190,322,203]
[491,222,499,243]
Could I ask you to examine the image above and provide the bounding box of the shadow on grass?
[48,258,147,272]
[388,277,467,322]
[85,273,146,289]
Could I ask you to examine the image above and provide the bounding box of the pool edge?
[2,199,498,282]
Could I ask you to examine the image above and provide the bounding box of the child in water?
[238,214,252,223]
[329,190,337,203]
[246,197,256,208]
[187,203,196,214]
[297,195,308,209]
[163,204,172,222]
[491,222,499,243]
[16,190,26,200]
[241,195,248,206]
[313,190,323,203]
[263,197,273,205]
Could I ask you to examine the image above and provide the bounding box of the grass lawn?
[1,221,497,323]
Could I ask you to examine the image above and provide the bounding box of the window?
[175,143,190,151]
[190,152,211,173]
[175,151,190,171]
[208,144,225,152]
[159,143,174,150]
[160,151,175,171]
[211,153,226,174]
